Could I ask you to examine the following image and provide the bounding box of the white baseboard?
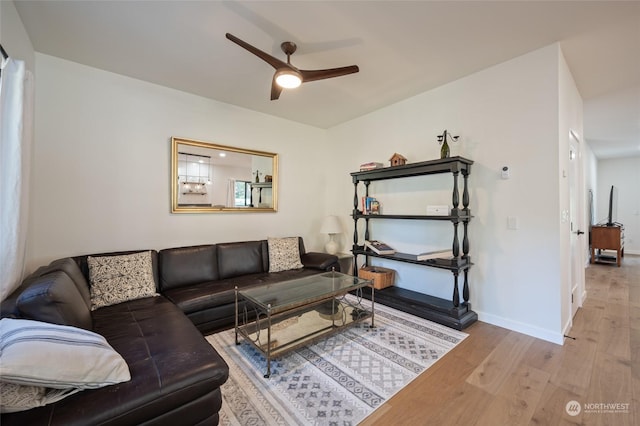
[476,310,564,345]
[562,317,573,340]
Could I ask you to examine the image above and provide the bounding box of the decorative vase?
[440,140,450,159]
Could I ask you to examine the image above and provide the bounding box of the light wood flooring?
[361,255,639,426]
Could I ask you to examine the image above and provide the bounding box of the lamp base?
[325,235,338,255]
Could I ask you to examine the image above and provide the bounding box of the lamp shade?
[320,215,342,234]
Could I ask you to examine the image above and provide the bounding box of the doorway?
[569,130,585,320]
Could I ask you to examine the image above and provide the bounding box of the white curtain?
[226,179,236,207]
[0,57,33,301]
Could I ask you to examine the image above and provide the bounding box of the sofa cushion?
[15,271,92,330]
[163,274,268,315]
[268,237,304,272]
[217,241,264,279]
[164,268,326,333]
[0,318,130,389]
[88,251,157,310]
[44,258,92,311]
[1,259,92,322]
[159,245,218,291]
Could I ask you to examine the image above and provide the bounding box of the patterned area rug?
[206,296,467,425]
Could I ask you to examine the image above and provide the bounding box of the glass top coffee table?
[235,270,374,377]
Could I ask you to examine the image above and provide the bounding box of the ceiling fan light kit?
[225,33,359,100]
[274,69,302,88]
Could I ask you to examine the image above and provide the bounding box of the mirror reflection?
[171,137,278,213]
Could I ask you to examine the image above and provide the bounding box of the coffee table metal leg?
[235,286,239,345]
[371,287,375,328]
[265,303,272,378]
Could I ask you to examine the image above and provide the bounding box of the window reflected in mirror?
[171,137,278,213]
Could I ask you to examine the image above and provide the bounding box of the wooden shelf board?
[351,156,473,182]
[354,213,472,221]
[353,248,472,272]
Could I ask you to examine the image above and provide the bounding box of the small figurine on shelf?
[389,153,407,167]
[437,130,459,159]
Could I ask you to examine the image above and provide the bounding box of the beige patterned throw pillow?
[268,237,304,273]
[0,382,79,413]
[88,251,157,310]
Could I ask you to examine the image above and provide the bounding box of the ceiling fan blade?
[300,65,359,83]
[270,75,283,100]
[225,33,287,70]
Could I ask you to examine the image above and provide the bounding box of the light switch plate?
[501,166,510,179]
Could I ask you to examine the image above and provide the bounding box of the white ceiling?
[13,0,640,159]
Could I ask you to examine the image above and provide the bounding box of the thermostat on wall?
[427,205,450,216]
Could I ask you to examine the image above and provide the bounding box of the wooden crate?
[358,266,395,290]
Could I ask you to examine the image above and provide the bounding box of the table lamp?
[320,215,342,254]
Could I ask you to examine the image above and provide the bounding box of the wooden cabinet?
[350,156,477,330]
[591,225,624,267]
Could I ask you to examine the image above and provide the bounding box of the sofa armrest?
[301,252,340,272]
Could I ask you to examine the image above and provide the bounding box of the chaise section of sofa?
[1,255,229,425]
[2,296,228,425]
[85,297,227,425]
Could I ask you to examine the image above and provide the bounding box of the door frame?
[568,129,586,320]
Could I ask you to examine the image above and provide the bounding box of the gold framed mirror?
[171,137,278,213]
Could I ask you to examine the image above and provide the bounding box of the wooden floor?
[361,255,639,426]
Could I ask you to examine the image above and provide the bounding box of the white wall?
[27,54,330,270]
[597,156,640,255]
[327,44,569,343]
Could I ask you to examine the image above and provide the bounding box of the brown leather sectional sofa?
[1,238,339,425]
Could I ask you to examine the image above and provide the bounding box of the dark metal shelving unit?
[351,156,478,330]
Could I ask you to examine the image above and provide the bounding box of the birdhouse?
[389,153,407,167]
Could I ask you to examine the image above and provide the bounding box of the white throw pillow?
[88,251,157,310]
[0,382,79,413]
[0,318,131,390]
[268,237,304,273]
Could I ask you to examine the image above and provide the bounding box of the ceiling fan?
[225,33,359,100]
